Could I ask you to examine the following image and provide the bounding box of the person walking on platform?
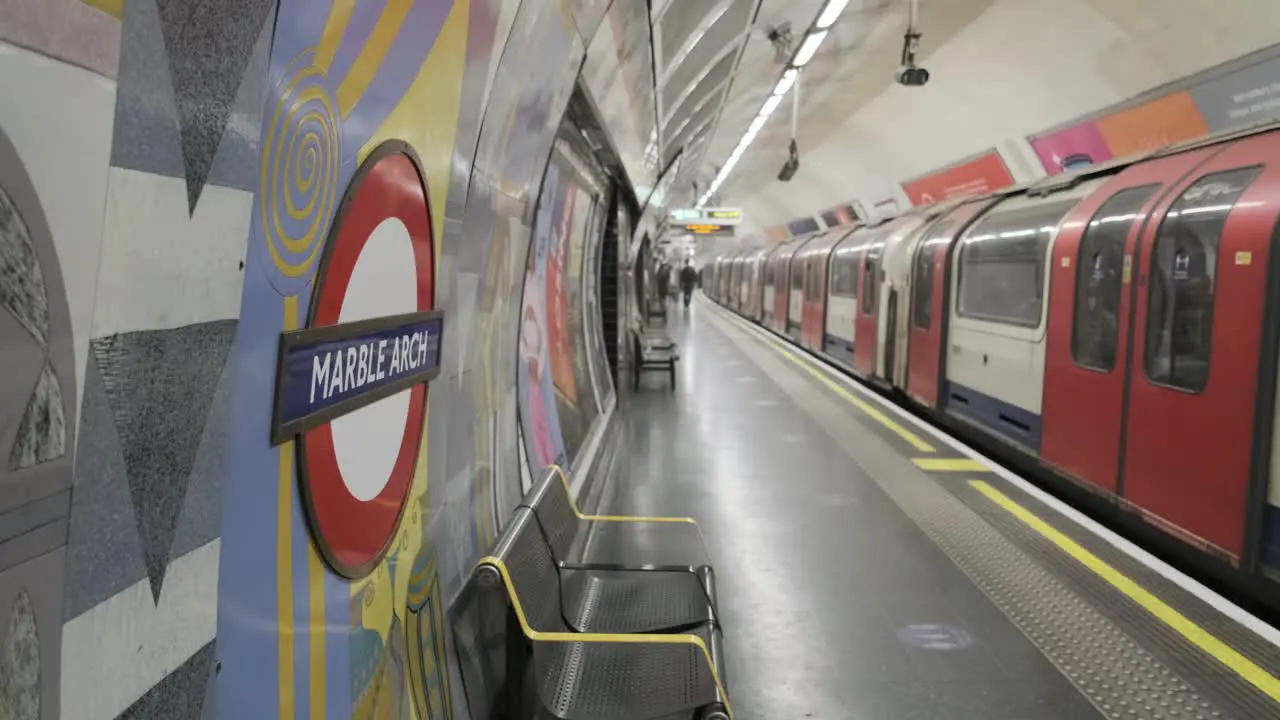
[679,261,698,309]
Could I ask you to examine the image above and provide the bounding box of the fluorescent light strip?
[698,0,843,208]
[815,0,850,28]
[774,69,798,96]
[793,30,828,67]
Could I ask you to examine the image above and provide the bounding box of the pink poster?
[1031,122,1114,175]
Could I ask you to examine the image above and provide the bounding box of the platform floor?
[596,295,1280,720]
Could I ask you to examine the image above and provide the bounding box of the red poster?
[901,152,1014,207]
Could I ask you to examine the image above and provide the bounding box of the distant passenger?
[657,262,672,301]
[679,261,698,308]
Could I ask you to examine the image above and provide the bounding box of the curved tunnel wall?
[0,0,654,718]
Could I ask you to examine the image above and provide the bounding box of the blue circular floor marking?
[897,624,973,651]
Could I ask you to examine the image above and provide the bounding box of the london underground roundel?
[270,140,441,579]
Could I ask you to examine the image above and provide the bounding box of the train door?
[906,202,990,407]
[824,237,864,368]
[1122,136,1280,559]
[763,257,776,325]
[787,253,806,341]
[772,251,793,334]
[1040,150,1216,493]
[801,252,823,349]
[854,242,883,377]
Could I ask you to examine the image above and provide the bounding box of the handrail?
[477,555,734,718]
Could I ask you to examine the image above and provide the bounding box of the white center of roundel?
[331,216,418,502]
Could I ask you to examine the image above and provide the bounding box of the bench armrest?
[481,556,734,718]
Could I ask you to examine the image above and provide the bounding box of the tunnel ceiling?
[652,0,996,209]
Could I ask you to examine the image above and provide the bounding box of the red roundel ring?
[298,140,435,579]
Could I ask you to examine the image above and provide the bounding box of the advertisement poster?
[568,189,602,430]
[517,162,567,469]
[901,151,1015,207]
[1031,122,1115,175]
[1189,54,1280,131]
[1095,91,1209,158]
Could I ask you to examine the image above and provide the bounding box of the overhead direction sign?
[669,207,743,226]
[683,223,736,237]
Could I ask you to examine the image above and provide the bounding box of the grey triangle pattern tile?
[62,359,147,621]
[0,588,40,720]
[0,184,49,348]
[90,319,236,603]
[154,0,276,213]
[109,0,186,183]
[7,365,66,471]
[117,640,215,720]
[169,346,235,561]
[203,8,274,194]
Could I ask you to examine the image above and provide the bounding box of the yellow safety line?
[736,323,936,453]
[479,556,734,718]
[335,0,415,118]
[913,458,988,472]
[278,296,299,720]
[971,480,1280,702]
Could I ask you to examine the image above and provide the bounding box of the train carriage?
[704,120,1280,603]
[798,226,858,352]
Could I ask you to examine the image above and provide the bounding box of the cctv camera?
[895,65,930,86]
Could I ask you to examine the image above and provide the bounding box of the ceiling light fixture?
[815,0,851,29]
[696,0,849,208]
[792,30,828,67]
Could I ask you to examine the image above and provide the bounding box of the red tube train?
[706,121,1280,608]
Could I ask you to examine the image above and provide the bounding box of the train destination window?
[957,198,1077,328]
[1144,167,1261,392]
[1071,185,1159,372]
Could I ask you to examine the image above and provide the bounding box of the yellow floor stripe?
[971,480,1280,702]
[743,323,936,453]
[336,0,415,117]
[914,457,988,472]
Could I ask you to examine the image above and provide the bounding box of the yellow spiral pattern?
[259,51,341,279]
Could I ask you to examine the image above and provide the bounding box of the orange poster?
[1096,91,1209,157]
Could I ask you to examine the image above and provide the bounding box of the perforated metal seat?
[470,508,731,720]
[520,467,720,635]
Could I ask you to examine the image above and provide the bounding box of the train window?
[830,253,858,297]
[957,199,1077,327]
[791,260,804,290]
[764,262,775,288]
[1071,185,1158,372]
[912,245,939,330]
[1144,167,1261,392]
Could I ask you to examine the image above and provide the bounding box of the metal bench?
[521,466,719,635]
[452,505,732,720]
[631,319,678,391]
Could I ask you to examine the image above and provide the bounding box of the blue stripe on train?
[943,381,1043,452]
[1264,505,1280,571]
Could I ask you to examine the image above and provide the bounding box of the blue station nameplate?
[271,310,444,444]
